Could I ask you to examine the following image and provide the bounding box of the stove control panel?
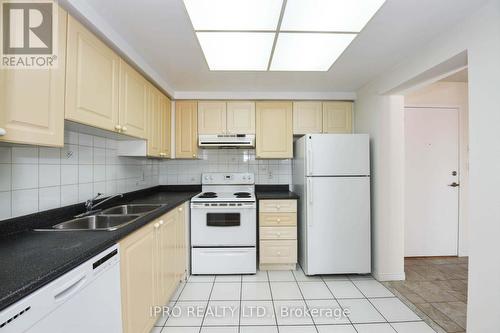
[201,173,254,185]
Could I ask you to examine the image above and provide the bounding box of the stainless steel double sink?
[40,204,163,231]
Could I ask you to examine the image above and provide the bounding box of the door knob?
[448,182,460,187]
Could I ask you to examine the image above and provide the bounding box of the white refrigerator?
[292,134,371,275]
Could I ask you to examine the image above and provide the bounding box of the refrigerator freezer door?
[306,134,370,176]
[303,176,371,275]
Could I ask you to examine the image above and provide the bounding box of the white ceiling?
[64,0,485,98]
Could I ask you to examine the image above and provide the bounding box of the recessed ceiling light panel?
[270,33,356,71]
[281,0,386,32]
[184,0,283,31]
[197,32,275,71]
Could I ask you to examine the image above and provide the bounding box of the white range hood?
[198,134,255,148]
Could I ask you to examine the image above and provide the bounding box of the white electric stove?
[190,173,257,275]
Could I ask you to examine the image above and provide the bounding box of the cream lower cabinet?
[0,7,67,147]
[121,204,187,333]
[175,101,198,159]
[322,101,353,134]
[65,14,120,133]
[259,200,298,270]
[256,102,293,159]
[120,222,156,333]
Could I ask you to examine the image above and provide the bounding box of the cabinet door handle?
[114,125,122,131]
[0,128,6,136]
[121,126,128,132]
[179,207,183,212]
[159,220,164,225]
[154,223,160,229]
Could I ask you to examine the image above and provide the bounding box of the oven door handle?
[207,221,241,227]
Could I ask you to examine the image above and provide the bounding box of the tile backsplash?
[0,135,292,220]
[0,130,159,220]
[159,149,292,185]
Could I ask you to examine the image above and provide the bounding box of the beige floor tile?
[416,303,465,332]
[431,302,467,329]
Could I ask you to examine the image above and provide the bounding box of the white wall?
[405,82,469,256]
[354,91,406,281]
[354,1,500,331]
[0,130,160,221]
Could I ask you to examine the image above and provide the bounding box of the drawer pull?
[277,233,281,237]
[277,252,281,255]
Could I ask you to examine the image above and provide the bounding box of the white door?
[405,107,460,257]
[306,134,370,176]
[304,177,371,275]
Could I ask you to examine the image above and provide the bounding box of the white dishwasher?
[0,244,122,333]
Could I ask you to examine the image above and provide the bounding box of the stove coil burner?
[234,192,251,198]
[199,192,218,198]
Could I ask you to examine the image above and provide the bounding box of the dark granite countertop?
[255,185,300,200]
[0,186,200,312]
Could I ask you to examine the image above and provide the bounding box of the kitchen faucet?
[76,193,124,217]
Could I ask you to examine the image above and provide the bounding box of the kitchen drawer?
[259,200,297,213]
[260,240,297,264]
[260,227,296,240]
[259,212,296,227]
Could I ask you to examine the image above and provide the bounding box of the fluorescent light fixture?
[270,33,356,71]
[281,0,386,32]
[183,0,283,31]
[197,32,275,71]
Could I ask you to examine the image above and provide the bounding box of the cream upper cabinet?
[175,101,198,159]
[120,223,156,333]
[160,96,172,158]
[147,85,162,157]
[322,101,353,134]
[0,7,67,147]
[65,14,120,133]
[227,101,255,134]
[198,101,226,134]
[256,102,293,159]
[293,101,323,135]
[119,60,148,138]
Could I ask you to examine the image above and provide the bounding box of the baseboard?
[373,271,406,281]
[260,263,297,271]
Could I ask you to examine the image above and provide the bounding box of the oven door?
[190,202,256,246]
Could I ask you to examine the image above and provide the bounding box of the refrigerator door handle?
[307,149,312,176]
[307,178,313,227]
